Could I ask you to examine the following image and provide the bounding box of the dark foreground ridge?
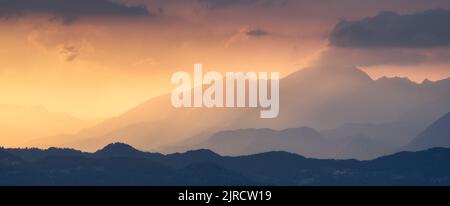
[1,142,450,185]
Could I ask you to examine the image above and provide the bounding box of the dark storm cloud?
[246,29,269,37]
[329,9,450,48]
[0,0,149,24]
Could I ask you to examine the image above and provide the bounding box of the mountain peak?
[95,142,142,157]
[183,149,219,157]
[422,78,434,85]
[282,66,373,90]
[169,149,220,160]
[375,76,417,85]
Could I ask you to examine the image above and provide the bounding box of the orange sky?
[1,0,450,120]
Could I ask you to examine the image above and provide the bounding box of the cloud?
[225,26,270,47]
[314,47,450,68]
[246,28,269,37]
[0,0,150,24]
[329,9,450,48]
[225,26,251,47]
[315,48,426,67]
[199,0,287,9]
[27,25,97,62]
[59,44,79,62]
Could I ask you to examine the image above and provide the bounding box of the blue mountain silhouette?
[1,142,450,185]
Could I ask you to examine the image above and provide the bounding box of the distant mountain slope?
[407,112,450,151]
[184,127,393,160]
[321,122,420,147]
[35,66,450,156]
[0,104,97,147]
[1,143,450,185]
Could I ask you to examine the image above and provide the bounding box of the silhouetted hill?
[2,147,87,162]
[407,112,450,151]
[0,149,24,163]
[95,142,147,157]
[1,143,450,185]
[93,143,164,160]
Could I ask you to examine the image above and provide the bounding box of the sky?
[1,0,450,120]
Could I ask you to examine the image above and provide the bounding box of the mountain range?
[163,111,450,160]
[3,109,449,185]
[181,127,394,160]
[1,142,450,185]
[30,66,450,159]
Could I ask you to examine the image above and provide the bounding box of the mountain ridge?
[1,142,450,185]
[31,66,450,158]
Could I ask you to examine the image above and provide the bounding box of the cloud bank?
[0,0,149,24]
[329,9,450,48]
[199,0,287,9]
